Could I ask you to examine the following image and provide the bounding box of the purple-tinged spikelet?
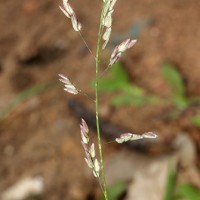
[80,119,101,178]
[115,132,157,143]
[109,39,137,66]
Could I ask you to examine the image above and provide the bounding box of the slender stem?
[95,2,108,200]
[99,64,111,79]
[78,89,96,103]
[78,31,96,60]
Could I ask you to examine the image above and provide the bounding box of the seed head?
[102,0,118,49]
[115,132,157,143]
[109,39,137,66]
[58,74,78,95]
[59,0,82,32]
[80,119,101,178]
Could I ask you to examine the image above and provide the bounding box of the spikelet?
[80,119,101,178]
[109,39,137,66]
[58,74,78,95]
[59,0,82,32]
[115,132,157,143]
[102,0,118,49]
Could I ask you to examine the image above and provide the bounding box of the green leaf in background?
[176,183,200,200]
[190,96,200,104]
[98,63,130,92]
[121,84,144,96]
[0,82,53,121]
[112,84,162,106]
[100,181,126,200]
[112,94,146,106]
[162,63,185,97]
[163,164,176,200]
[98,63,162,107]
[173,95,189,109]
[192,115,200,128]
[162,63,189,109]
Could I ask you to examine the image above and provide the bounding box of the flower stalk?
[93,1,109,199]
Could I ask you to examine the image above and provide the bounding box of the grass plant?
[58,1,157,199]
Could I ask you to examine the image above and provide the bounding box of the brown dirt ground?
[0,0,200,199]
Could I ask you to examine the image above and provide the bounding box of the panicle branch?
[80,119,101,178]
[115,131,157,144]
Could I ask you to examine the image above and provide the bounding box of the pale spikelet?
[58,74,78,95]
[102,27,111,49]
[81,141,88,153]
[59,6,70,18]
[110,0,117,9]
[142,132,158,139]
[93,159,100,177]
[80,119,101,178]
[59,0,82,32]
[89,143,95,158]
[63,0,73,15]
[102,0,118,49]
[58,74,71,85]
[71,13,82,32]
[115,132,157,143]
[81,129,89,144]
[109,39,137,66]
[115,133,133,144]
[104,10,113,28]
[84,157,93,169]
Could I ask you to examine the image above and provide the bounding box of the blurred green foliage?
[100,181,126,200]
[0,82,53,121]
[164,164,176,200]
[176,183,200,200]
[162,63,188,109]
[98,63,160,106]
[97,62,200,122]
[99,168,200,200]
[164,164,200,200]
[162,62,200,109]
[191,115,200,128]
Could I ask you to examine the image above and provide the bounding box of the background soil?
[0,0,200,199]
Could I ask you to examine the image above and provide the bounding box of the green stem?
[95,1,108,200]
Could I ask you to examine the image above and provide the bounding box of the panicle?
[80,119,101,178]
[109,39,137,66]
[80,118,89,144]
[59,0,82,32]
[102,0,118,49]
[115,132,157,143]
[58,74,78,95]
[142,132,158,139]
